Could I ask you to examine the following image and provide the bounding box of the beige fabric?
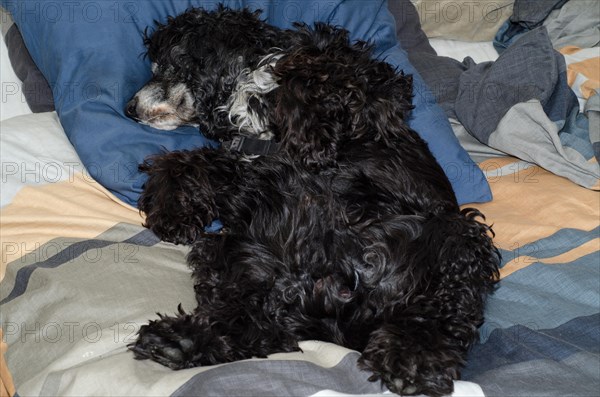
[411,0,514,41]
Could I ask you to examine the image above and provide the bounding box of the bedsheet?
[411,29,600,191]
[1,110,598,397]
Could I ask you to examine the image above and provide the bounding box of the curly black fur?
[128,6,500,397]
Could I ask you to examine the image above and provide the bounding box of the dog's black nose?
[125,97,138,119]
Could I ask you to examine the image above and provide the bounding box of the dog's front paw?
[130,310,202,369]
[139,151,219,245]
[359,327,462,397]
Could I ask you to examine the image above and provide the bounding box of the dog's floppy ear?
[271,23,419,165]
[269,24,356,170]
[271,80,342,170]
[355,71,415,146]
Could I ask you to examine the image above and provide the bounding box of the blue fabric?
[493,0,569,53]
[464,221,600,396]
[481,233,600,342]
[3,0,491,206]
[456,27,569,142]
[463,314,600,396]
[559,107,595,161]
[466,313,600,377]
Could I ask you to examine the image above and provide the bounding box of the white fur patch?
[221,53,282,139]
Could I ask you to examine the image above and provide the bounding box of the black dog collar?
[223,135,281,156]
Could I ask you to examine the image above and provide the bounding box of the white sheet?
[0,112,84,207]
[429,38,499,63]
[310,380,485,397]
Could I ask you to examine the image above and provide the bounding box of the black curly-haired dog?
[126,6,500,397]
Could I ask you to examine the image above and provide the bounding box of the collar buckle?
[223,135,281,156]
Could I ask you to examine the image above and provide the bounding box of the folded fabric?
[494,0,569,52]
[494,0,599,54]
[2,0,492,207]
[387,0,436,54]
[585,90,600,163]
[456,28,574,139]
[560,46,600,112]
[403,16,599,190]
[542,0,600,50]
[455,28,599,189]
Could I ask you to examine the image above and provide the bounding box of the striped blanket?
[1,110,598,396]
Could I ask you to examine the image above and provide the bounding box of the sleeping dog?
[126,6,500,397]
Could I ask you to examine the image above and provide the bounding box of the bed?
[1,1,598,396]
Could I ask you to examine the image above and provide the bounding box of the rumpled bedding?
[2,112,598,397]
[398,0,600,190]
[0,112,485,397]
[494,0,599,52]
[1,1,599,397]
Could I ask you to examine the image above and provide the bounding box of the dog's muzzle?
[223,135,281,156]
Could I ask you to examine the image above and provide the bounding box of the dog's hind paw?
[359,326,462,397]
[129,310,202,370]
[361,354,457,397]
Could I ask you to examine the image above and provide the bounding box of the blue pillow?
[3,0,491,206]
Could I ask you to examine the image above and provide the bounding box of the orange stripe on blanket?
[499,256,537,278]
[0,172,143,280]
[579,78,600,100]
[466,159,600,250]
[477,157,522,172]
[560,46,600,99]
[559,46,583,55]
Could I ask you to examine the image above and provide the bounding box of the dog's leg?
[130,286,300,369]
[138,147,244,244]
[130,307,300,369]
[358,210,499,397]
[131,225,305,369]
